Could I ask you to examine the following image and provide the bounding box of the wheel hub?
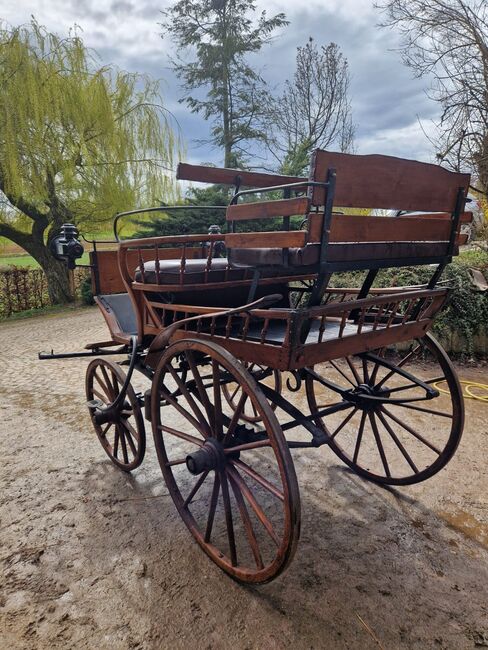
[186,438,227,475]
[344,383,391,410]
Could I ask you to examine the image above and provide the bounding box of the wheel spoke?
[222,391,248,445]
[100,366,117,399]
[231,459,284,501]
[228,469,264,570]
[113,426,120,458]
[158,424,203,447]
[376,409,419,474]
[345,357,361,384]
[375,344,421,389]
[390,402,452,418]
[167,364,209,432]
[101,422,113,438]
[424,376,447,385]
[330,406,357,439]
[328,359,356,387]
[224,440,271,454]
[118,425,129,464]
[368,412,391,478]
[92,388,109,403]
[220,470,237,566]
[204,473,221,543]
[227,465,280,547]
[122,417,140,441]
[185,351,214,421]
[362,357,370,384]
[183,471,209,509]
[159,389,209,437]
[212,360,224,440]
[380,406,442,454]
[121,422,137,456]
[94,371,113,400]
[165,457,187,467]
[353,411,367,464]
[229,384,241,402]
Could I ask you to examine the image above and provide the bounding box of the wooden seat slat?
[225,230,307,249]
[325,241,454,263]
[227,197,310,221]
[309,150,470,211]
[307,213,455,244]
[401,211,473,223]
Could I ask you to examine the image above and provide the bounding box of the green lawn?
[0,252,90,269]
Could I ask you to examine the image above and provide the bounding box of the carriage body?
[43,149,471,583]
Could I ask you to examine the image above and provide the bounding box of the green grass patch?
[0,251,90,269]
[458,247,488,269]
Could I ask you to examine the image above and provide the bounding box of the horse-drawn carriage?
[41,149,471,583]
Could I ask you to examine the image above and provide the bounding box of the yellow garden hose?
[434,380,488,403]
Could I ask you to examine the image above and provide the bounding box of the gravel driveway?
[1,306,487,649]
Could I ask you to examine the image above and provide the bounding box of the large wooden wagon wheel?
[85,358,146,472]
[306,333,464,485]
[151,339,300,584]
[222,362,282,424]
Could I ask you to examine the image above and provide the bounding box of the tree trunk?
[32,244,74,305]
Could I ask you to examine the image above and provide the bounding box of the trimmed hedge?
[0,267,90,318]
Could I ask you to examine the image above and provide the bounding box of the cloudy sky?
[2,0,440,169]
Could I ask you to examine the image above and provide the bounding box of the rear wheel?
[151,339,300,584]
[222,362,282,424]
[306,333,464,485]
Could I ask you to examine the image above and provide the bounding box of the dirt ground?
[1,307,487,650]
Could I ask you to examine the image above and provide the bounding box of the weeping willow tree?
[0,21,179,303]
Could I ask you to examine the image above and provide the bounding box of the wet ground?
[0,307,487,649]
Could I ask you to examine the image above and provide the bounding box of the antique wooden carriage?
[41,150,471,583]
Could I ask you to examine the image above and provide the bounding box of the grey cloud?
[111,1,135,13]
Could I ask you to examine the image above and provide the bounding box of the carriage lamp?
[207,224,226,257]
[49,223,84,269]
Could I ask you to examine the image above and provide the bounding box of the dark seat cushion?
[135,257,252,284]
[134,257,293,284]
[229,244,320,268]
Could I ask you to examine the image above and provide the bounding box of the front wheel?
[151,339,300,584]
[306,333,464,485]
[85,358,146,472]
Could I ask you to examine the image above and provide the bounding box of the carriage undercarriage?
[82,321,463,584]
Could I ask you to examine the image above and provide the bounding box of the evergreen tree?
[160,0,288,168]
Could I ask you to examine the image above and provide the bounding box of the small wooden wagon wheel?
[151,339,300,584]
[85,358,146,472]
[222,362,282,424]
[306,333,464,486]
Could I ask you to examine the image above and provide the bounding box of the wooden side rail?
[162,286,449,370]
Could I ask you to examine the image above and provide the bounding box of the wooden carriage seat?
[226,150,471,275]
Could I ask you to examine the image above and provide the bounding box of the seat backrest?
[308,150,470,212]
[224,149,471,273]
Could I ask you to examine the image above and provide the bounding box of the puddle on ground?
[438,509,488,549]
